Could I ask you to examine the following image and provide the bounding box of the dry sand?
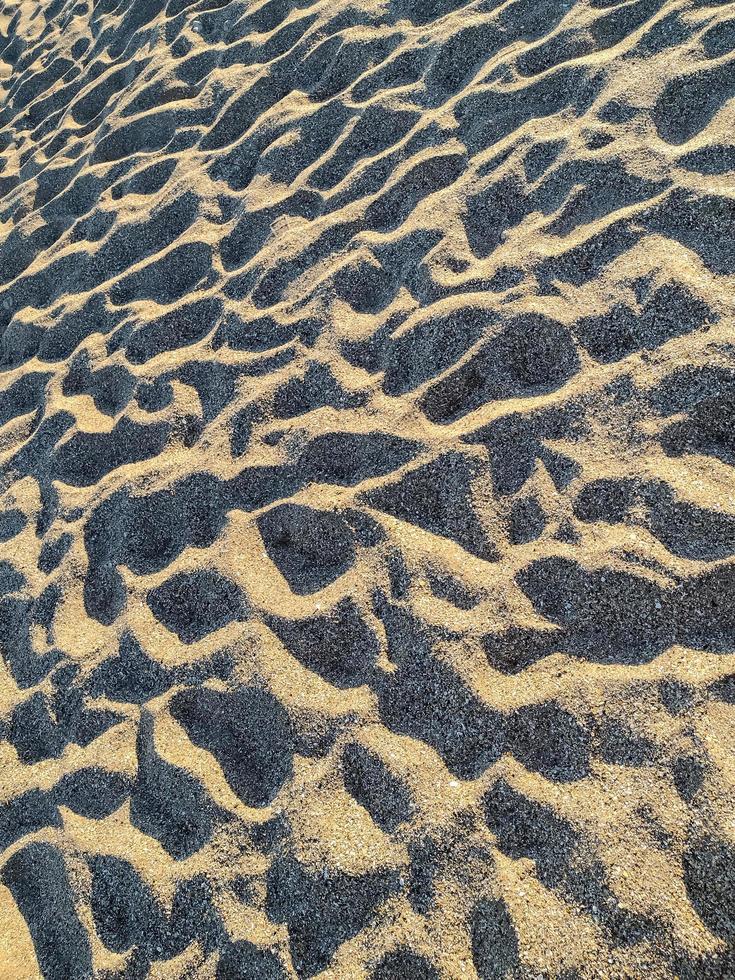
[1,0,735,976]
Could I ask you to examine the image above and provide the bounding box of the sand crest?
[1,0,735,976]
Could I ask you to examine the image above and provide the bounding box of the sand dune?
[1,0,734,975]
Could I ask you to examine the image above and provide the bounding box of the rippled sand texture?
[1,0,735,976]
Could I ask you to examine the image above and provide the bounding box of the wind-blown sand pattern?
[1,0,735,975]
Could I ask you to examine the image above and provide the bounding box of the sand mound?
[1,0,735,975]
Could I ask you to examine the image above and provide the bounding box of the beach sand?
[1,0,735,976]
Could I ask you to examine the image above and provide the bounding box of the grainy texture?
[0,0,735,977]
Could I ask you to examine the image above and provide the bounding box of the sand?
[0,0,734,976]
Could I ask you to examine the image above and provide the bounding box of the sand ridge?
[1,0,735,976]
